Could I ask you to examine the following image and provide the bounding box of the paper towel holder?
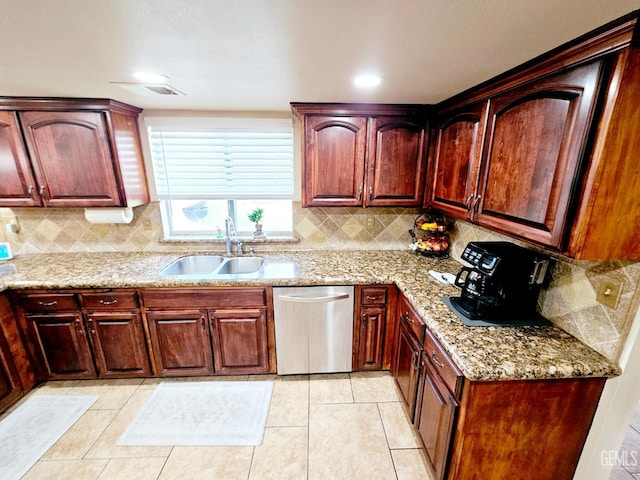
[84,207,134,224]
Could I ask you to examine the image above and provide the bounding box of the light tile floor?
[6,371,434,480]
[610,401,640,480]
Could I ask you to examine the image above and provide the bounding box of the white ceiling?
[1,0,639,113]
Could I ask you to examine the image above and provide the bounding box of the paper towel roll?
[84,207,134,224]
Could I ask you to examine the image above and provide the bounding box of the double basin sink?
[161,255,265,278]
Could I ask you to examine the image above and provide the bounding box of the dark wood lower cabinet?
[0,324,22,411]
[28,313,97,379]
[86,313,151,377]
[210,309,269,374]
[393,316,422,418]
[415,352,458,480]
[146,310,214,376]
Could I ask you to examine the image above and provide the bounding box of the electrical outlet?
[595,276,623,310]
[365,215,374,230]
[143,219,153,231]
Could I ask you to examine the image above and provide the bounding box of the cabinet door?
[303,115,367,206]
[0,327,22,412]
[86,313,151,378]
[19,111,122,207]
[0,111,40,206]
[428,102,487,217]
[476,61,602,247]
[355,305,385,371]
[146,310,213,376]
[29,313,96,379]
[393,317,422,418]
[210,309,269,374]
[367,115,427,206]
[415,352,458,480]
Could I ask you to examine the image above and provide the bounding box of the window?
[146,117,294,239]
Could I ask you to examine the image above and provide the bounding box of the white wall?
[574,301,640,479]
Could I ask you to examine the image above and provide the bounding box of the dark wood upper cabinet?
[0,111,39,206]
[367,116,427,206]
[292,103,428,207]
[0,98,149,208]
[302,115,367,206]
[427,12,640,259]
[475,61,602,248]
[430,62,602,249]
[428,102,487,218]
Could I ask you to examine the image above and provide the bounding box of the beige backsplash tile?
[2,203,639,364]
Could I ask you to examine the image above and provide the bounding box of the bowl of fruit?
[409,214,452,257]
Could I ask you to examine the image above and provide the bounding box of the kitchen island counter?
[0,250,620,381]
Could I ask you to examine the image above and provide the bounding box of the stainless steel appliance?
[273,286,354,375]
[447,242,549,324]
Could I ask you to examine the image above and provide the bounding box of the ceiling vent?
[110,82,185,96]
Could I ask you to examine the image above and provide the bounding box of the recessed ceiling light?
[131,71,169,84]
[353,74,382,88]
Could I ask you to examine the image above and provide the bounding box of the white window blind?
[147,118,294,200]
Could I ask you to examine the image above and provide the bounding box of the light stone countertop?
[0,250,621,381]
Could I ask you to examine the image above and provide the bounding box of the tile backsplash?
[1,203,638,364]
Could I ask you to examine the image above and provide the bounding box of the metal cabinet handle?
[39,185,45,196]
[472,195,482,213]
[358,185,363,201]
[365,295,383,301]
[39,300,57,306]
[361,314,368,329]
[405,312,414,323]
[465,194,474,210]
[99,299,118,305]
[431,351,445,369]
[369,185,373,201]
[411,351,420,369]
[201,317,206,330]
[27,185,34,197]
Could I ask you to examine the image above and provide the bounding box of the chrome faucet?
[224,217,237,254]
[224,217,244,255]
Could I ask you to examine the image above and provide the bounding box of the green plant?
[248,208,264,224]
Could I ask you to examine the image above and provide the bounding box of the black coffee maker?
[449,242,549,321]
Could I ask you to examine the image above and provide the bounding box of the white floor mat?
[0,394,98,480]
[118,381,274,446]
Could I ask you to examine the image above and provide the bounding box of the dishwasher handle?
[277,292,350,303]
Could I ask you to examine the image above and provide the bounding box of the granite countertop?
[0,250,621,381]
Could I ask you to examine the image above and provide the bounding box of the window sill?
[158,236,300,245]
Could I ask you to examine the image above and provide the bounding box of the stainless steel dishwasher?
[273,286,354,375]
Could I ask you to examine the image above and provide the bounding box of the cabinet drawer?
[398,295,425,343]
[424,327,463,397]
[20,293,80,312]
[81,291,139,310]
[142,288,267,309]
[360,287,387,305]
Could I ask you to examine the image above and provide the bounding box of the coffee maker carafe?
[450,242,549,321]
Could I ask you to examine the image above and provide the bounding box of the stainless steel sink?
[161,255,264,277]
[161,255,225,276]
[215,257,265,275]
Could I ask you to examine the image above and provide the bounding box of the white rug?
[118,381,274,446]
[0,394,98,480]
